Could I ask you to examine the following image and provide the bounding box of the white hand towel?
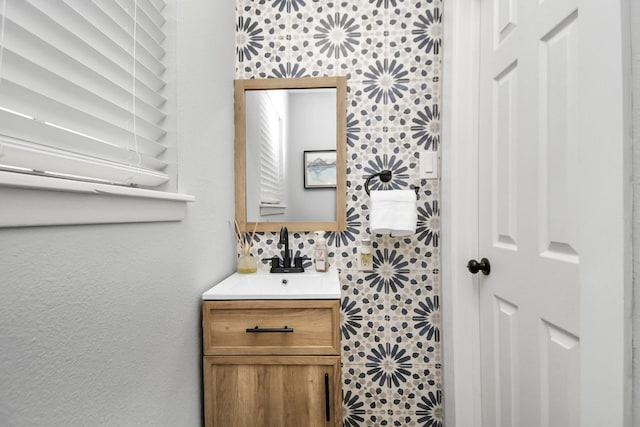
[369,189,417,236]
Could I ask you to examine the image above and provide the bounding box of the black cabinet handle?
[324,373,330,422]
[245,326,294,333]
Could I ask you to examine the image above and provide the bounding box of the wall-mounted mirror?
[235,77,347,233]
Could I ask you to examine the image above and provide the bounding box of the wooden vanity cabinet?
[202,299,342,427]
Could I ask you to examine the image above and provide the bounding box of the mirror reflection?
[245,88,336,223]
[235,77,347,233]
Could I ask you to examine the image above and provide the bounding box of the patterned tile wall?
[235,1,443,426]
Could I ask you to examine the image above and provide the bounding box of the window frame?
[0,0,194,228]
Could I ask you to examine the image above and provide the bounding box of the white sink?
[202,269,341,300]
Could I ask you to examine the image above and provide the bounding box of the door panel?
[492,61,518,249]
[540,321,579,427]
[479,0,584,425]
[496,0,517,44]
[494,297,519,427]
[539,11,579,262]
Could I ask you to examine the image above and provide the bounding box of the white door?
[475,0,630,426]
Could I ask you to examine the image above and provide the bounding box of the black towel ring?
[364,170,419,199]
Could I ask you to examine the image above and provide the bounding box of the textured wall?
[0,1,236,425]
[236,1,443,425]
[632,0,640,423]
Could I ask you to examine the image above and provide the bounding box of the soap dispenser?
[314,232,329,272]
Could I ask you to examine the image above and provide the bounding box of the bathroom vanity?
[201,270,342,427]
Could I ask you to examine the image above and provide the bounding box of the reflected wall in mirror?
[235,77,347,233]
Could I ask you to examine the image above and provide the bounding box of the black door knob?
[467,258,491,275]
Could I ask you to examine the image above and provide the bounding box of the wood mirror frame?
[234,76,347,233]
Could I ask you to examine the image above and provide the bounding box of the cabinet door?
[204,356,341,427]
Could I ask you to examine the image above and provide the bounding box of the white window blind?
[0,0,170,188]
[258,91,284,205]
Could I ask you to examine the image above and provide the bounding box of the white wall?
[633,0,640,422]
[287,91,336,221]
[0,1,236,426]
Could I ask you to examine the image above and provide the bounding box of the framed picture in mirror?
[304,150,337,189]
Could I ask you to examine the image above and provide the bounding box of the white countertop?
[202,268,341,300]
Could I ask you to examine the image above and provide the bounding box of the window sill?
[0,172,195,228]
[259,203,287,216]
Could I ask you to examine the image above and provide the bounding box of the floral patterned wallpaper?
[235,1,443,425]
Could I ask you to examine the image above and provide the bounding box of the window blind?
[258,91,283,205]
[0,0,169,188]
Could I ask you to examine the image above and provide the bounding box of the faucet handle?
[262,256,281,270]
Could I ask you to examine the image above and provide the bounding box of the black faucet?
[267,225,305,273]
[278,225,292,268]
